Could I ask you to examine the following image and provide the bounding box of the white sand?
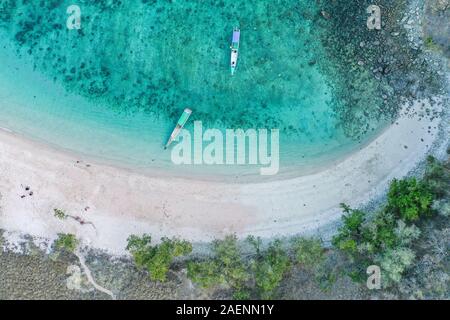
[0,100,445,255]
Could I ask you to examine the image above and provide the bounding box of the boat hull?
[230,28,240,75]
[165,108,192,149]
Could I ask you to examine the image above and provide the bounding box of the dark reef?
[317,0,444,139]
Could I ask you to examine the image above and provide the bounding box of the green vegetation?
[53,208,68,220]
[292,237,325,269]
[424,155,450,199]
[424,36,441,51]
[187,235,312,299]
[387,178,433,222]
[187,235,250,299]
[248,237,290,300]
[127,157,449,298]
[12,229,329,299]
[332,201,424,286]
[53,233,78,253]
[424,36,435,47]
[126,234,192,282]
[332,156,448,287]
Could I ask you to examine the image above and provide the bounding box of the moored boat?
[164,108,192,149]
[230,28,240,76]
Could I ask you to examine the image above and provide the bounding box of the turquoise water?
[0,0,388,178]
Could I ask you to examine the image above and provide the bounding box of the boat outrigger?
[230,28,240,76]
[164,108,192,149]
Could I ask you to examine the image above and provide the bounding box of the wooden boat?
[164,108,192,149]
[230,28,240,76]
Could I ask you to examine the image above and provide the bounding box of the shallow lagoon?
[0,0,389,178]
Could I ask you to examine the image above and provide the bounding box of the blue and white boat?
[230,28,240,76]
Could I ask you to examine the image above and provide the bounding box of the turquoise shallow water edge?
[0,0,389,178]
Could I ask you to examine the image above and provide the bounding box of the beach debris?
[74,160,92,169]
[53,208,97,231]
[19,185,34,199]
[74,215,93,227]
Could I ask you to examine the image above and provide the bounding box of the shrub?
[188,236,293,299]
[53,233,78,253]
[394,220,421,247]
[187,260,223,288]
[387,178,433,222]
[332,204,366,255]
[424,156,450,198]
[432,200,450,217]
[210,235,249,296]
[291,237,325,269]
[367,212,397,251]
[332,173,439,286]
[187,235,249,299]
[376,247,416,285]
[424,36,439,50]
[249,238,290,299]
[126,234,152,267]
[126,234,192,282]
[341,203,365,231]
[54,208,68,220]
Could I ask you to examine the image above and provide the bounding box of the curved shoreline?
[0,97,446,254]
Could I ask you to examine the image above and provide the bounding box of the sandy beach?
[0,99,446,254]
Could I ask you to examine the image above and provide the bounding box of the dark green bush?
[53,233,78,253]
[387,178,433,222]
[126,234,192,282]
[291,237,325,268]
[249,238,290,300]
[187,235,249,299]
